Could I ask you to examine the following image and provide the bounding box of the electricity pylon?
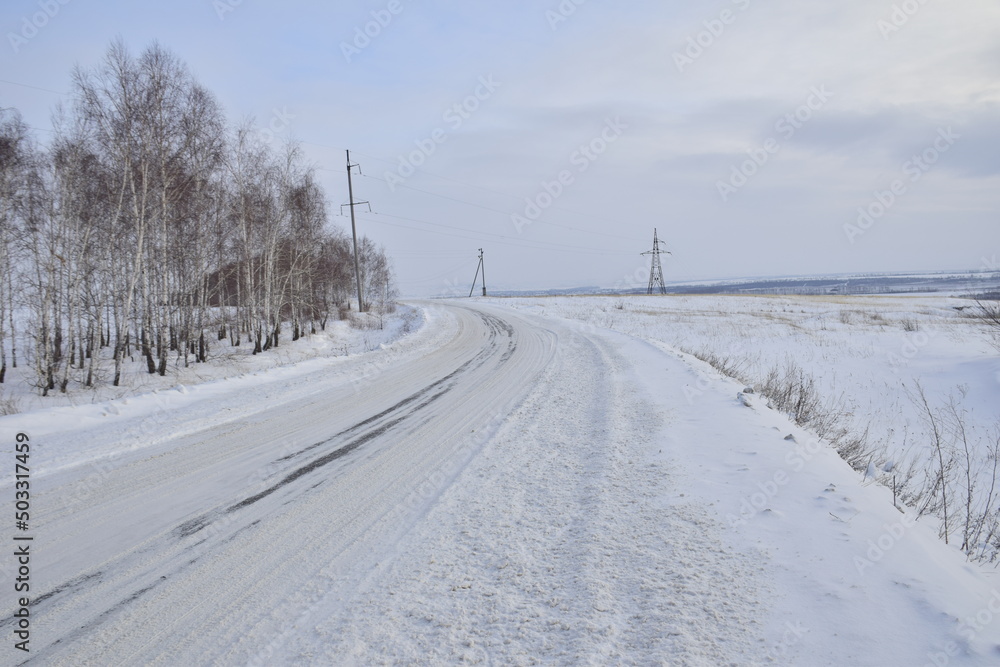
[641,228,671,295]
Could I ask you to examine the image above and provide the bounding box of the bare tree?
[357,236,397,328]
[975,299,1000,351]
[2,39,394,397]
[72,39,156,386]
[0,108,35,384]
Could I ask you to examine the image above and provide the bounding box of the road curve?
[5,302,555,665]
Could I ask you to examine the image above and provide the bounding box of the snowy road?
[5,300,1000,665]
[6,303,564,664]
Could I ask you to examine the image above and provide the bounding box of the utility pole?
[641,228,671,295]
[343,150,369,312]
[469,248,487,297]
[480,248,486,297]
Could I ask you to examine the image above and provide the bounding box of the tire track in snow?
[11,303,551,665]
[289,311,768,664]
[12,307,495,653]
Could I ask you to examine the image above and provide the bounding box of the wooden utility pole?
[345,150,367,312]
[469,248,487,297]
[480,248,486,296]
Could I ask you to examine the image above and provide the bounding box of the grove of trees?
[0,40,396,397]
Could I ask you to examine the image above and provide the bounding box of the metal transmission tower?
[342,150,370,312]
[641,228,671,295]
[469,249,486,297]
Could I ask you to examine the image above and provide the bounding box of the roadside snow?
[0,306,422,417]
[0,305,425,477]
[498,294,1000,549]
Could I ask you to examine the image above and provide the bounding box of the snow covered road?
[4,300,1000,665]
[4,303,559,664]
[298,307,769,665]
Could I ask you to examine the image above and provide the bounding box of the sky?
[2,0,999,295]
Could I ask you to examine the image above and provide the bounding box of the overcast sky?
[2,0,999,294]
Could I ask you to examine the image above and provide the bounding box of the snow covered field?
[495,293,1000,445]
[498,294,1000,556]
[2,298,1000,665]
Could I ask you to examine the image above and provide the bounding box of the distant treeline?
[0,40,395,395]
[650,274,1000,297]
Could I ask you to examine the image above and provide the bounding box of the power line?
[406,258,479,284]
[311,149,646,244]
[1,86,640,244]
[3,88,650,267]
[355,210,636,256]
[391,251,471,258]
[359,171,645,244]
[361,172,516,218]
[0,79,68,96]
[6,103,642,249]
[351,149,640,231]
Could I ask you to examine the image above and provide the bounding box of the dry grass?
[0,390,21,416]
